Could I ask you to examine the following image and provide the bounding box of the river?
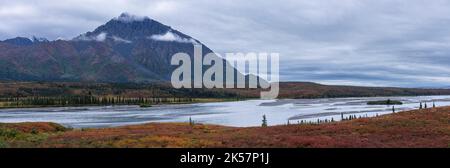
[0,95,449,128]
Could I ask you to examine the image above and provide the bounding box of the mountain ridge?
[0,13,225,83]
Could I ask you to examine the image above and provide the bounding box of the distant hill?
[0,13,235,83]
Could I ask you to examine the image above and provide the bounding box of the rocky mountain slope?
[0,13,225,83]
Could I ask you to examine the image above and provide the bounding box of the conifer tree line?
[289,113,375,126]
[0,96,196,107]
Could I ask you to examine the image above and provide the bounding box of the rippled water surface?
[0,95,449,128]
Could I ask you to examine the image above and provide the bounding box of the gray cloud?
[1,0,450,87]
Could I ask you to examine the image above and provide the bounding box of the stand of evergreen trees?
[0,96,196,108]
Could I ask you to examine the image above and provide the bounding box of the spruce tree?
[189,117,194,126]
[261,115,268,127]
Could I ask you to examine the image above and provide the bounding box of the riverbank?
[1,106,448,148]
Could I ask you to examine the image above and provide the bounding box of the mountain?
[2,37,33,46]
[1,36,50,46]
[0,13,230,83]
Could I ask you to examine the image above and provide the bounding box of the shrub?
[0,128,19,138]
[31,128,38,134]
[0,140,7,148]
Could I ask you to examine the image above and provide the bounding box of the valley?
[0,11,449,150]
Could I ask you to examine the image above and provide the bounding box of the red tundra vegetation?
[1,106,449,148]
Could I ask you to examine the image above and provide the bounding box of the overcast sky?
[1,0,450,87]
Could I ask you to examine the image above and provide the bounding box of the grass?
[0,122,68,148]
[0,107,449,148]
